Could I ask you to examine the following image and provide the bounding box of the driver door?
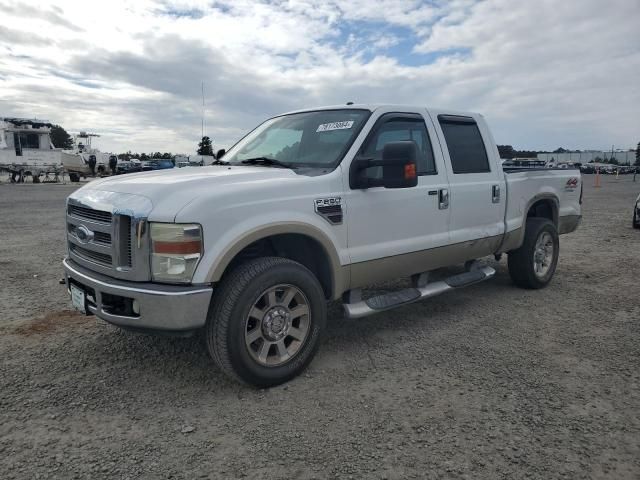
[344,111,451,286]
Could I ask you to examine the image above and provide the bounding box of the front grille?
[68,205,112,224]
[70,244,112,267]
[66,200,148,281]
[94,231,111,245]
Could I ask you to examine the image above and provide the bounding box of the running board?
[343,266,496,319]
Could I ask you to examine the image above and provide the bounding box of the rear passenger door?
[430,113,505,250]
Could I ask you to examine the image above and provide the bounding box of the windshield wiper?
[212,159,230,165]
[240,157,297,169]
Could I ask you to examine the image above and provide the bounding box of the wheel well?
[223,234,334,299]
[527,198,558,226]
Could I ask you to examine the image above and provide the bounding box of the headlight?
[150,223,203,283]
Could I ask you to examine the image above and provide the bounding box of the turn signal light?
[404,163,416,179]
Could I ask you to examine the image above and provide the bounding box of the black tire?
[69,173,80,182]
[508,218,559,289]
[633,210,640,229]
[205,257,326,387]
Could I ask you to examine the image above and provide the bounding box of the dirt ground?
[1,175,639,479]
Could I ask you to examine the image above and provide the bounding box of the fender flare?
[514,193,559,248]
[205,221,346,299]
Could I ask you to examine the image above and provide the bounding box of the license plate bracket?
[70,283,86,314]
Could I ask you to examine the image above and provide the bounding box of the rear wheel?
[634,210,640,229]
[508,218,559,289]
[68,173,80,182]
[205,257,326,387]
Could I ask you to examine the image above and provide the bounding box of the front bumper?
[63,258,213,331]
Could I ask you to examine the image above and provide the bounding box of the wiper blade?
[240,157,297,169]
[212,159,230,165]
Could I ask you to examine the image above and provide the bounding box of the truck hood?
[79,165,304,222]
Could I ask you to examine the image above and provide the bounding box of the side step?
[343,266,495,319]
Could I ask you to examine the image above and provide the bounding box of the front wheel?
[634,210,640,229]
[508,218,559,289]
[205,257,326,387]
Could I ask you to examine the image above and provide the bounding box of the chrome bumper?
[63,258,213,331]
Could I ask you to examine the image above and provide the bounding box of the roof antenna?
[201,81,205,140]
[346,101,354,105]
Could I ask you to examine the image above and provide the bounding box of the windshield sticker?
[316,121,354,132]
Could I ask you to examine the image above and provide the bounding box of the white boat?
[63,131,117,180]
[0,118,82,182]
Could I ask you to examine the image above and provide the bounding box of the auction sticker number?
[316,121,354,132]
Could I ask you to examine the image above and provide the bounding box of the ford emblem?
[75,225,94,244]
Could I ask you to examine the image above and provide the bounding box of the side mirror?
[381,141,418,188]
[349,141,418,189]
[216,149,226,159]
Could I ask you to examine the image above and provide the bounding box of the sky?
[0,0,638,155]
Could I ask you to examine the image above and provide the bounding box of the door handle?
[492,185,501,203]
[438,188,449,210]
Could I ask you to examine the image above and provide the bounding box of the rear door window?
[438,116,490,174]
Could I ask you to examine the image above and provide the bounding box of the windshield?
[223,109,370,168]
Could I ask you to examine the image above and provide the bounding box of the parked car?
[146,159,174,170]
[633,193,640,229]
[63,104,582,387]
[116,161,143,175]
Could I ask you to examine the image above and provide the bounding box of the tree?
[50,124,74,149]
[497,145,515,159]
[635,142,640,166]
[197,136,214,156]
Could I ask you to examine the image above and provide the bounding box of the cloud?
[0,25,50,46]
[0,1,83,31]
[0,0,638,154]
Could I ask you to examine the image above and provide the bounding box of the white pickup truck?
[63,104,582,386]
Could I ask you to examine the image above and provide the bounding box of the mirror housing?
[216,149,226,159]
[349,141,418,189]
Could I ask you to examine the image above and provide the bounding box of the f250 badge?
[314,197,343,225]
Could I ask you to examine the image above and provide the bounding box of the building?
[537,150,636,165]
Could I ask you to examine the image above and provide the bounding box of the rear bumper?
[63,258,213,331]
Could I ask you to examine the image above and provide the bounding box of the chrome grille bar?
[70,244,112,267]
[68,205,113,224]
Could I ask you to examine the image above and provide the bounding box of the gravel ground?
[1,176,639,479]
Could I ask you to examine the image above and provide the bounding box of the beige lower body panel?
[497,214,582,255]
[558,215,582,235]
[497,227,522,253]
[348,235,502,290]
